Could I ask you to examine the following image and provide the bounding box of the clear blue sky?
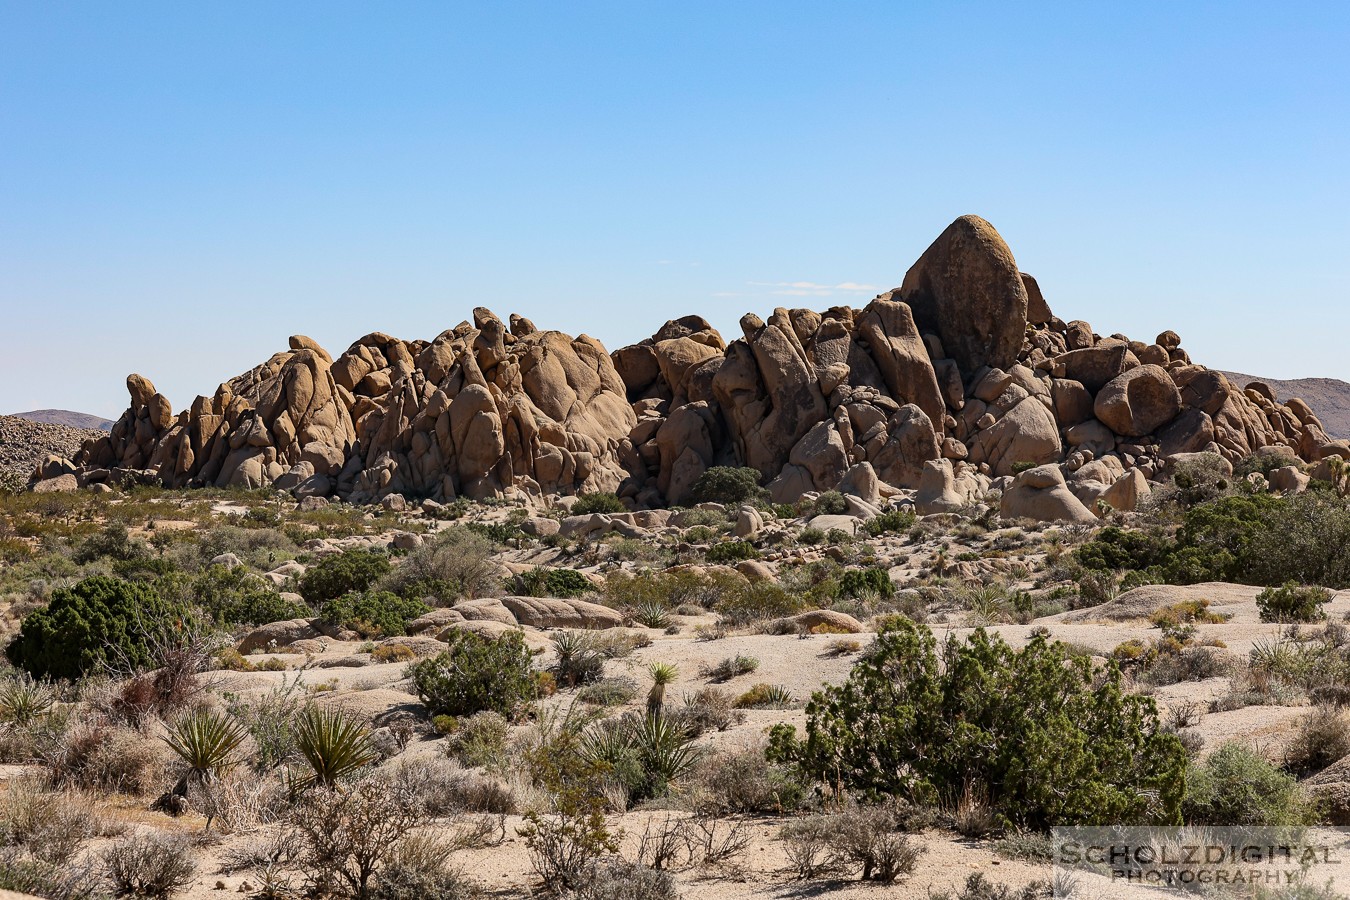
[2,1,1348,418]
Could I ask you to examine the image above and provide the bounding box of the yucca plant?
[551,630,604,687]
[631,599,671,629]
[0,672,55,725]
[646,662,678,720]
[161,707,249,830]
[631,713,701,793]
[165,708,248,784]
[292,705,378,789]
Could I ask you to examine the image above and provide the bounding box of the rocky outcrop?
[65,216,1340,518]
[75,312,637,504]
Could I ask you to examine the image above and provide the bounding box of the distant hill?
[10,409,114,431]
[0,414,108,490]
[1221,373,1350,439]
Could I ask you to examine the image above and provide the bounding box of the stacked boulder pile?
[48,215,1347,520]
[71,311,635,503]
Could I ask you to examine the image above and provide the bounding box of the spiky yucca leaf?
[165,708,248,780]
[0,673,55,726]
[293,705,378,788]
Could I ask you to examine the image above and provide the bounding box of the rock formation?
[56,216,1348,517]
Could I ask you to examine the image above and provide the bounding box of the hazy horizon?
[3,2,1348,418]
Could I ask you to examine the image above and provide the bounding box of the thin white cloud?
[743,280,880,297]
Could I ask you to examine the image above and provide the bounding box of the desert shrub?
[716,580,803,625]
[780,806,921,882]
[1075,526,1173,574]
[838,567,895,600]
[73,522,148,565]
[225,678,305,771]
[1284,706,1350,777]
[299,549,391,605]
[573,859,677,900]
[689,466,767,505]
[928,873,1048,900]
[410,630,535,719]
[193,564,310,626]
[1150,599,1228,628]
[735,683,794,709]
[807,491,849,516]
[698,745,805,814]
[577,677,638,707]
[675,687,744,735]
[701,654,759,682]
[320,590,430,638]
[380,526,497,601]
[517,739,620,889]
[369,841,478,900]
[444,710,509,768]
[862,508,917,537]
[769,618,1186,828]
[5,576,193,680]
[371,643,415,664]
[571,492,626,515]
[705,540,758,564]
[0,852,110,900]
[1141,645,1233,686]
[511,567,590,599]
[287,780,427,898]
[1257,582,1332,623]
[0,778,106,866]
[1168,452,1235,507]
[102,831,196,898]
[1182,742,1317,826]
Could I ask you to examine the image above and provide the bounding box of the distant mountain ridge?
[1221,373,1350,440]
[10,409,114,431]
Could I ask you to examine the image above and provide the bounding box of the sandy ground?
[5,581,1346,898]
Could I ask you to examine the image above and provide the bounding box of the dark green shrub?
[320,591,430,638]
[809,491,848,515]
[690,467,768,505]
[512,567,591,599]
[1257,582,1332,623]
[1182,742,1317,826]
[837,567,894,600]
[410,630,535,719]
[72,522,148,565]
[193,564,310,626]
[5,576,193,680]
[768,618,1186,828]
[299,549,391,605]
[862,508,916,537]
[571,492,626,515]
[705,540,758,564]
[1076,526,1173,574]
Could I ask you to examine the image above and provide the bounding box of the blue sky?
[2,1,1348,418]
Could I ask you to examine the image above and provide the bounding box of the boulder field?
[45,215,1348,518]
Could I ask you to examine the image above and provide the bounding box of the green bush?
[320,591,430,638]
[1077,494,1350,589]
[1182,742,1317,826]
[193,564,310,626]
[1257,582,1332,623]
[410,629,535,719]
[689,467,768,505]
[5,576,193,680]
[571,492,626,515]
[809,491,848,515]
[512,567,591,599]
[862,509,916,537]
[705,540,759,564]
[380,526,497,601]
[837,567,894,600]
[299,549,391,605]
[768,618,1186,828]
